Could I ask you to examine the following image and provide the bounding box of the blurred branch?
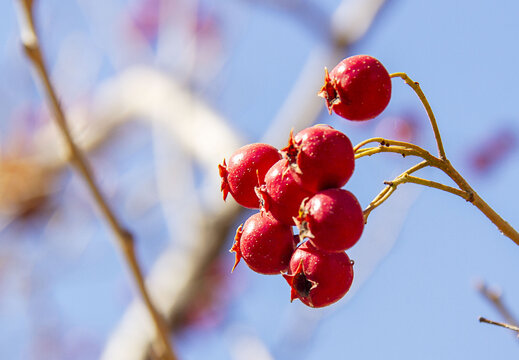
[476,281,519,328]
[33,67,242,172]
[23,64,243,358]
[99,0,388,358]
[55,67,245,359]
[102,204,242,360]
[241,0,331,40]
[18,0,389,358]
[14,1,176,359]
[261,0,388,146]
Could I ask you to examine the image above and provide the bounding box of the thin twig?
[390,72,447,160]
[387,174,471,201]
[14,1,176,359]
[354,145,431,160]
[479,317,519,333]
[363,160,429,222]
[476,281,519,328]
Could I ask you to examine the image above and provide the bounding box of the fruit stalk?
[356,140,519,246]
[390,72,447,160]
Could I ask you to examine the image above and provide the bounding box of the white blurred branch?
[262,0,388,146]
[33,66,243,171]
[27,65,243,358]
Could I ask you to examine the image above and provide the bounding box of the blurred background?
[1,0,519,359]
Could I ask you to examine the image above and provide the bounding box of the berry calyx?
[230,212,295,275]
[281,124,355,192]
[256,159,314,225]
[319,55,391,121]
[283,242,354,308]
[296,188,364,252]
[219,143,281,208]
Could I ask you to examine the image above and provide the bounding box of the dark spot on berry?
[293,272,314,298]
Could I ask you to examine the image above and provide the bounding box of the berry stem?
[390,72,447,161]
[353,137,430,156]
[355,145,431,160]
[15,2,177,359]
[356,136,519,245]
[387,174,470,200]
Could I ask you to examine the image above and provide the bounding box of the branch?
[363,161,429,222]
[479,317,519,334]
[14,2,176,359]
[477,282,519,329]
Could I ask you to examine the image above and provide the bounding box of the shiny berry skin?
[230,212,295,275]
[297,188,364,252]
[219,143,281,208]
[282,124,355,192]
[318,55,391,121]
[283,242,354,308]
[256,159,314,226]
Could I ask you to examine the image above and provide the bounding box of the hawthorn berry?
[319,55,391,121]
[256,159,314,225]
[282,124,355,192]
[283,241,354,308]
[219,143,281,208]
[297,188,364,252]
[230,212,295,275]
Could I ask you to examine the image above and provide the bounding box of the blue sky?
[1,1,519,359]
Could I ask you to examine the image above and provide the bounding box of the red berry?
[282,124,355,192]
[219,143,281,208]
[230,212,296,275]
[283,242,354,308]
[318,55,391,121]
[256,159,314,225]
[297,188,364,252]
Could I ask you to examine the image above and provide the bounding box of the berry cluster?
[220,125,364,308]
[219,54,391,308]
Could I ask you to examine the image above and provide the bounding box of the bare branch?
[15,2,177,359]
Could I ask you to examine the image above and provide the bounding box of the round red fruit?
[256,159,314,225]
[297,188,364,252]
[283,242,354,308]
[230,212,295,275]
[282,124,355,192]
[319,55,391,121]
[219,143,281,208]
